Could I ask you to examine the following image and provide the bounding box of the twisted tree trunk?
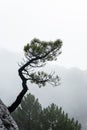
[8,68,28,113]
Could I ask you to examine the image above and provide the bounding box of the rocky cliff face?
[0,99,19,130]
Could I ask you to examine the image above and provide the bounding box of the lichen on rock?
[0,99,19,130]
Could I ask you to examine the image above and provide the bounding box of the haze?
[0,0,87,69]
[0,1,87,130]
[0,50,87,130]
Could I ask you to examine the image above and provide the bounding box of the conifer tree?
[12,93,82,130]
[8,38,62,113]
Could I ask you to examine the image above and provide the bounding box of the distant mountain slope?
[0,49,87,130]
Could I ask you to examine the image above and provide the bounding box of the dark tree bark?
[8,86,28,113]
[8,68,28,113]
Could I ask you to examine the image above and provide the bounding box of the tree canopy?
[21,38,62,87]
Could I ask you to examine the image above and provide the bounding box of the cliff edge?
[0,99,19,130]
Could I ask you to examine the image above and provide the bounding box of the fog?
[0,49,87,130]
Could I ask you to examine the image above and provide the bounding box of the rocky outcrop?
[0,99,19,130]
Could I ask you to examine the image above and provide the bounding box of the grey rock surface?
[0,99,19,130]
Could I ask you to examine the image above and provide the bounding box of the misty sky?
[0,0,87,69]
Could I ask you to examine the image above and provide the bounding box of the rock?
[0,99,19,130]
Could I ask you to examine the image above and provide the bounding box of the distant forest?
[12,93,81,130]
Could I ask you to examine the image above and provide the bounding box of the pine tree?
[12,93,81,130]
[8,38,62,113]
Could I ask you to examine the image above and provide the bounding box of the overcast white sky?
[0,0,87,69]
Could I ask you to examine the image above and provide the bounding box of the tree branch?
[8,39,62,113]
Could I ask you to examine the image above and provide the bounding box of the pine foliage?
[12,93,81,130]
